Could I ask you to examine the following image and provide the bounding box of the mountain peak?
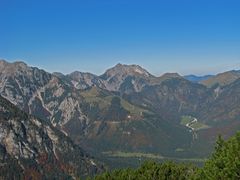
[0,60,27,67]
[102,63,152,79]
[13,61,28,67]
[160,72,182,79]
[0,59,8,64]
[115,63,124,67]
[0,60,29,74]
[98,63,153,92]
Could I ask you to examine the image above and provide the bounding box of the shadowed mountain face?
[124,78,213,122]
[0,95,103,179]
[200,70,240,87]
[1,59,240,167]
[199,79,240,124]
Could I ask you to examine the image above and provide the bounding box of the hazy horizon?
[1,58,240,77]
[1,0,240,75]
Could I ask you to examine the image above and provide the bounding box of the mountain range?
[1,59,240,175]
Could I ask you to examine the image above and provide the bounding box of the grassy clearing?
[121,99,148,116]
[102,151,164,159]
[175,148,185,152]
[191,122,209,130]
[180,116,193,125]
[81,87,147,116]
[102,151,206,163]
[181,115,209,131]
[80,87,111,109]
[80,86,101,97]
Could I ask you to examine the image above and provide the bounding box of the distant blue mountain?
[184,74,214,83]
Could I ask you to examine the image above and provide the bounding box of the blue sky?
[1,0,240,75]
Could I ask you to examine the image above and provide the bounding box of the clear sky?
[1,0,240,76]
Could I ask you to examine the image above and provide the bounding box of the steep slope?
[65,63,154,94]
[199,79,240,124]
[67,71,106,90]
[75,86,192,158]
[200,70,240,88]
[0,95,103,179]
[0,60,91,137]
[99,63,154,93]
[124,77,213,122]
[0,60,52,112]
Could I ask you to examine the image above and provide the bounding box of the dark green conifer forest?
[93,132,240,180]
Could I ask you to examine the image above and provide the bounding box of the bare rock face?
[99,63,153,92]
[0,60,90,137]
[68,71,106,90]
[0,61,157,137]
[0,95,103,179]
[0,60,52,110]
[66,63,153,93]
[66,64,184,95]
